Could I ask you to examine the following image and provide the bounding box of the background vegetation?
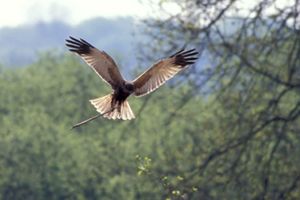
[0,0,299,199]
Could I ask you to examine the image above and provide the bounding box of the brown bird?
[65,36,198,125]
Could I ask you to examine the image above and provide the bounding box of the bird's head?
[124,82,134,93]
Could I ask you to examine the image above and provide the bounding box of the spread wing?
[65,36,124,89]
[132,48,198,96]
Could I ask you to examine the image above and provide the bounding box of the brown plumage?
[65,36,198,121]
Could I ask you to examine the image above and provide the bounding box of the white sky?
[0,0,295,28]
[0,0,150,28]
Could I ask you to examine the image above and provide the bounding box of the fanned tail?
[89,94,135,120]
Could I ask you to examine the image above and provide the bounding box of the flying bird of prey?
[65,36,198,127]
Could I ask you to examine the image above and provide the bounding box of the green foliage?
[0,53,206,199]
[0,48,299,199]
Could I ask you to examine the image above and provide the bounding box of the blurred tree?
[137,0,300,199]
[0,53,209,199]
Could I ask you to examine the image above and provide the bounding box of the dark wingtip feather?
[169,47,185,58]
[79,38,94,48]
[65,36,94,54]
[172,48,199,66]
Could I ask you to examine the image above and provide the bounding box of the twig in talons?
[71,107,117,129]
[71,114,101,129]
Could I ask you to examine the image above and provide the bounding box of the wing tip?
[172,48,199,66]
[65,36,94,54]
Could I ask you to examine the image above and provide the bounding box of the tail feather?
[122,101,134,120]
[90,94,135,120]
